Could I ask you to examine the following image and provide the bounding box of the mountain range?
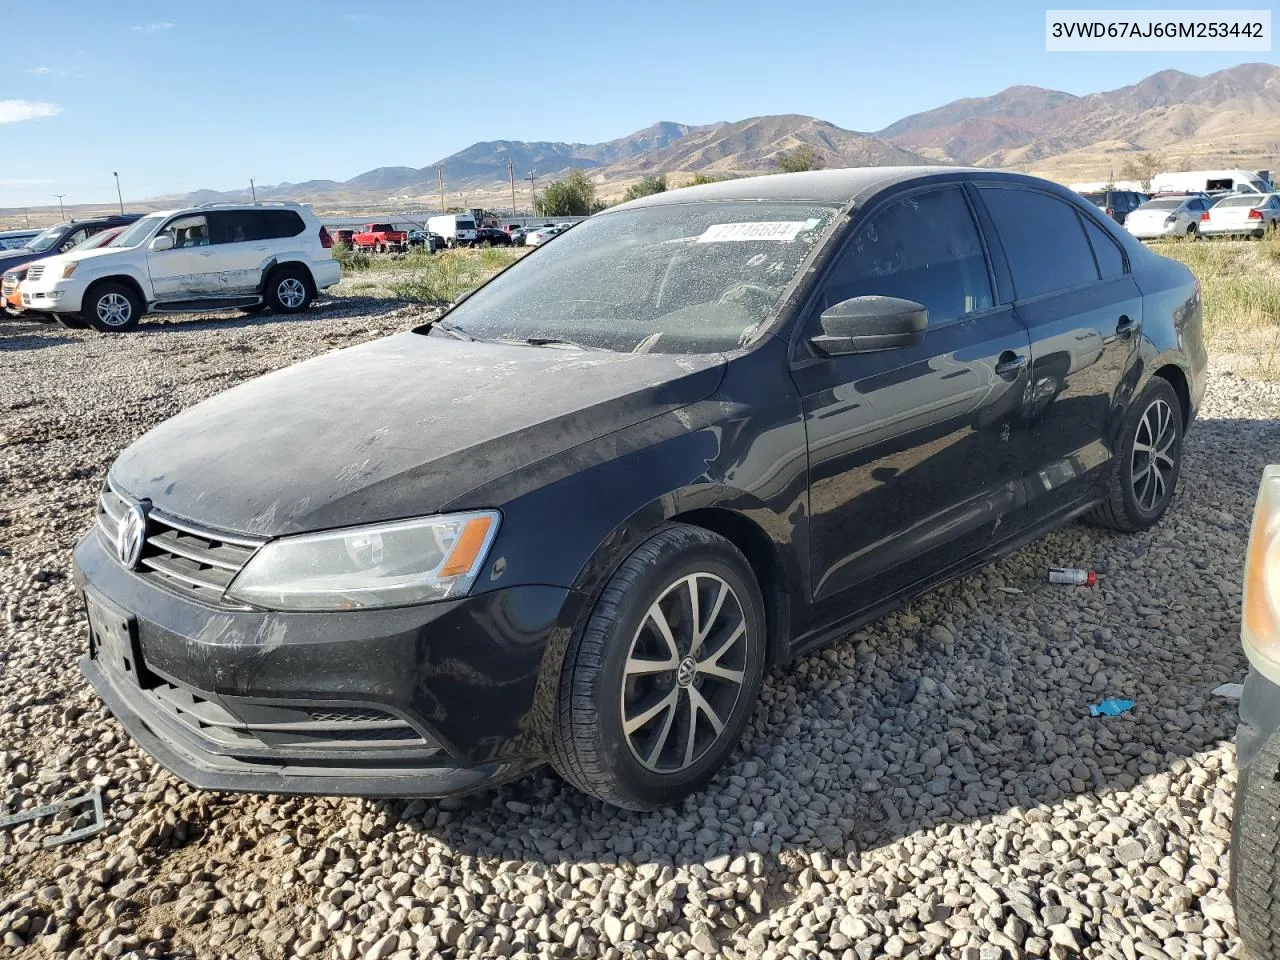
[171,62,1280,208]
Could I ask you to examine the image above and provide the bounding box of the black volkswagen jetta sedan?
[77,168,1206,810]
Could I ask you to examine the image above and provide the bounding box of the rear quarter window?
[262,210,306,239]
[980,187,1100,299]
[1082,217,1126,280]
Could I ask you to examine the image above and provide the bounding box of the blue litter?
[1090,698,1136,717]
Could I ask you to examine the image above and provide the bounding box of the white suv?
[20,203,341,332]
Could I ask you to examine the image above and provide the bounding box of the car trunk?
[1206,202,1260,230]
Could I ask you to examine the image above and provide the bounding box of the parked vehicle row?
[1122,190,1280,240]
[4,203,340,332]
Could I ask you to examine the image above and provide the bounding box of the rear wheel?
[1186,223,1198,238]
[1085,377,1183,532]
[265,266,313,314]
[551,524,766,810]
[83,283,142,333]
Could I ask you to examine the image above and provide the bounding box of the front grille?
[143,681,432,751]
[97,482,263,606]
[26,264,44,282]
[1,277,16,296]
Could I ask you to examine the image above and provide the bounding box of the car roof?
[610,165,1083,211]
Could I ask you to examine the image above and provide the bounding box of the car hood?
[0,249,42,271]
[110,332,726,537]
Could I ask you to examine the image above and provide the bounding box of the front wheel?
[1186,223,1198,238]
[265,266,313,314]
[1085,377,1183,532]
[551,524,766,810]
[83,283,142,333]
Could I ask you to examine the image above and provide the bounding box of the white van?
[1150,169,1272,196]
[427,214,479,248]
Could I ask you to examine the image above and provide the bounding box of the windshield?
[1082,193,1107,206]
[69,229,119,252]
[438,201,838,354]
[24,224,68,253]
[1138,198,1183,210]
[108,215,163,248]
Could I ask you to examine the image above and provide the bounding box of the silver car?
[1124,195,1212,240]
[1199,193,1280,238]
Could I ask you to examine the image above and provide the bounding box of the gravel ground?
[0,297,1277,960]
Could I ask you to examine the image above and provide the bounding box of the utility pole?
[526,171,537,214]
[508,158,517,220]
[437,164,445,213]
[54,194,66,220]
[249,178,257,202]
[22,209,30,228]
[112,172,124,214]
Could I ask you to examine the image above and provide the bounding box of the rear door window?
[979,187,1100,299]
[1082,217,1126,279]
[819,185,993,327]
[261,210,305,238]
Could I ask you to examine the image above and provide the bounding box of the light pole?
[526,171,537,215]
[112,172,124,215]
[508,157,517,220]
[249,178,257,202]
[54,194,66,220]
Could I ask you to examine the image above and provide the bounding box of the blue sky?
[3,0,1276,207]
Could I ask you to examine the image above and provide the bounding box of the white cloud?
[0,178,54,186]
[28,66,54,75]
[131,21,175,32]
[0,100,62,124]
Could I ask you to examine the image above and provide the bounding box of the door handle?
[1106,314,1141,344]
[994,351,1027,380]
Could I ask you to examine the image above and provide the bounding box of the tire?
[1186,223,1198,238]
[1085,377,1183,532]
[550,524,766,810]
[83,282,142,333]
[264,265,313,314]
[1233,731,1280,959]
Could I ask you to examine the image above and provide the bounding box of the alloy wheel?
[96,292,132,327]
[1131,397,1177,512]
[620,572,749,774]
[277,278,306,309]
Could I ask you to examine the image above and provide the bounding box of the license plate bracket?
[85,590,141,685]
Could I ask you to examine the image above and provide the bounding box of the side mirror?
[149,235,174,252]
[811,296,927,356]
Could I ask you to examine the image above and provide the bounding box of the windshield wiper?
[521,336,601,350]
[431,319,474,341]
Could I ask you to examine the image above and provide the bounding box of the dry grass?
[1153,234,1280,376]
[335,246,526,304]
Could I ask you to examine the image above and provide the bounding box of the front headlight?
[1243,466,1280,684]
[225,511,500,611]
[61,261,79,279]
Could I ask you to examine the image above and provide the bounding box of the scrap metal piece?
[0,789,105,847]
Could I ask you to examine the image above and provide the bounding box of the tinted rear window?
[1139,198,1183,210]
[1082,218,1125,280]
[1214,196,1257,208]
[981,187,1099,299]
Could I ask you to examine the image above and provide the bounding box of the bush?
[775,145,824,173]
[623,175,668,202]
[389,248,522,304]
[534,170,602,216]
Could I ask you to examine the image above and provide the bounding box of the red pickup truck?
[351,223,408,253]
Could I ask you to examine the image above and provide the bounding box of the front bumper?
[1237,666,1280,775]
[74,529,585,798]
[22,277,87,313]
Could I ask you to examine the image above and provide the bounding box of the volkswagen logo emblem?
[116,504,148,570]
[676,656,698,688]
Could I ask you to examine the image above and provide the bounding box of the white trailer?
[427,214,479,247]
[1150,169,1271,195]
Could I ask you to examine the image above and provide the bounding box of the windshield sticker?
[697,221,811,243]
